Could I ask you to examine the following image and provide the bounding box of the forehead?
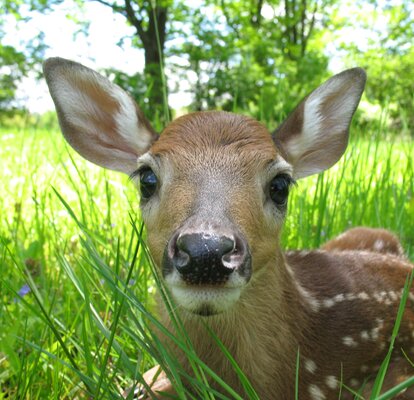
[150,111,279,174]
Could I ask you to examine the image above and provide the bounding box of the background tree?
[171,0,332,123]
[0,0,413,134]
[94,0,171,122]
[0,42,26,113]
[338,2,414,131]
[0,3,46,116]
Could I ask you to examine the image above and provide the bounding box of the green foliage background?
[1,0,413,133]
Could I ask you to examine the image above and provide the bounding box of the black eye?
[269,174,293,206]
[138,167,158,199]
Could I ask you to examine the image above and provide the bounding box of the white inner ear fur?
[44,58,158,174]
[282,69,366,179]
[301,77,360,152]
[112,87,150,155]
[59,67,147,155]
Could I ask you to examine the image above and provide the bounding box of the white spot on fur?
[286,263,320,312]
[388,291,398,301]
[309,384,326,400]
[321,291,373,309]
[358,292,369,300]
[373,292,385,303]
[303,294,321,312]
[370,319,384,340]
[371,291,396,305]
[360,331,370,340]
[322,298,335,308]
[325,375,338,390]
[373,239,384,251]
[346,293,357,301]
[305,359,317,374]
[334,293,345,302]
[343,336,358,347]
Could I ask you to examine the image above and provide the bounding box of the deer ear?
[273,68,366,179]
[43,57,158,174]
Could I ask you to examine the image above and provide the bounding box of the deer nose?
[165,231,250,285]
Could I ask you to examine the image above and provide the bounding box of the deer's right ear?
[272,68,366,179]
[43,57,158,174]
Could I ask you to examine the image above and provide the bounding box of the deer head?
[44,58,366,317]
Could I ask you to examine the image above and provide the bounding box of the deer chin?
[168,285,243,316]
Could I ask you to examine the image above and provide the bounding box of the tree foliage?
[168,0,332,123]
[94,0,171,122]
[1,0,413,134]
[0,43,26,112]
[0,1,46,114]
[339,2,414,132]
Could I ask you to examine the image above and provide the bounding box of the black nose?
[165,231,250,284]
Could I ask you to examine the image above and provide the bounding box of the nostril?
[171,234,190,273]
[221,234,246,270]
[175,249,190,270]
[217,236,235,257]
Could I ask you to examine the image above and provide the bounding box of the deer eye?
[269,174,294,206]
[138,167,158,199]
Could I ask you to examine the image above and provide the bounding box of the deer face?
[134,112,293,315]
[44,58,366,316]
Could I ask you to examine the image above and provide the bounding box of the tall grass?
[0,121,413,399]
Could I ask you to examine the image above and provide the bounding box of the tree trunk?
[141,3,168,121]
[143,37,166,117]
[98,0,169,122]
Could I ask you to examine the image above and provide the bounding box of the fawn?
[44,58,414,399]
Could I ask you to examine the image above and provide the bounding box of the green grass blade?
[369,269,414,399]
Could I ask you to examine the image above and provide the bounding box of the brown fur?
[145,112,280,275]
[322,227,405,257]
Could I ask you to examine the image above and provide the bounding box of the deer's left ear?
[273,68,366,179]
[44,57,158,175]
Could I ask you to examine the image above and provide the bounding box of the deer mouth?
[167,285,243,316]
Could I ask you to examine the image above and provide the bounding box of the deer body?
[44,58,414,399]
[160,249,414,399]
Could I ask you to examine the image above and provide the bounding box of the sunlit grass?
[0,123,413,398]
